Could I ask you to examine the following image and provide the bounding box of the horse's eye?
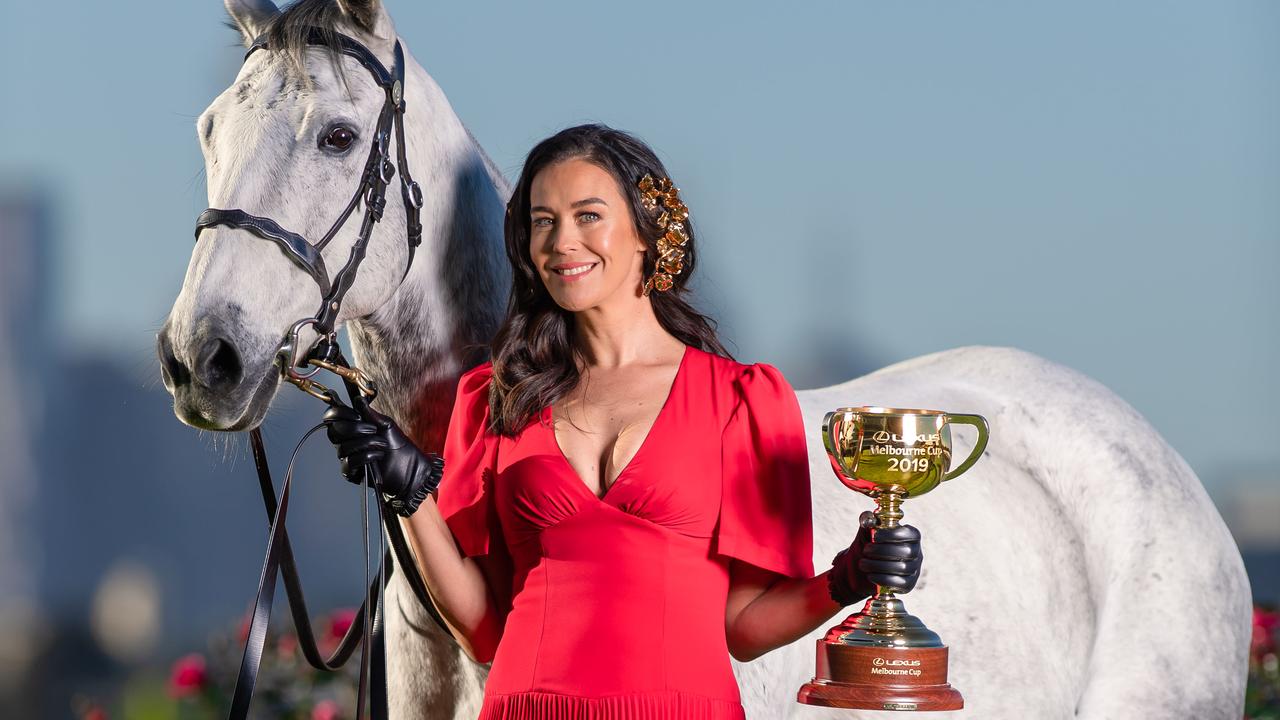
[320,125,356,152]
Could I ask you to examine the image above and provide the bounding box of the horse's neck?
[345,59,509,452]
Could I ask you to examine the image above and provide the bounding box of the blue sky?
[1,0,1276,495]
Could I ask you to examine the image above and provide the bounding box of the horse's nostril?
[195,336,244,389]
[157,327,191,386]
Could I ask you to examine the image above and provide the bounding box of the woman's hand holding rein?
[322,404,444,517]
[322,405,506,663]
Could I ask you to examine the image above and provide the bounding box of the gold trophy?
[798,407,989,712]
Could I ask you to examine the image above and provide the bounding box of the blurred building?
[0,184,54,717]
[1,181,373,717]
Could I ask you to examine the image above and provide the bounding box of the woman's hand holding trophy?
[830,511,924,605]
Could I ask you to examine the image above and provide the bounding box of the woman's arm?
[724,514,923,662]
[724,560,843,663]
[323,402,509,663]
[399,496,508,663]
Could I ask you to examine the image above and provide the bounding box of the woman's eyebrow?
[530,197,608,214]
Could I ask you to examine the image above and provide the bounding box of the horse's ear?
[337,0,394,41]
[224,0,279,48]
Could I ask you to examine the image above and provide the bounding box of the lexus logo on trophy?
[798,407,989,712]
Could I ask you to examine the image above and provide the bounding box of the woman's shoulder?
[696,346,793,395]
[451,360,495,418]
[689,346,797,428]
[459,359,494,384]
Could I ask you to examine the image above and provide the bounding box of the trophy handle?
[942,413,989,481]
[822,411,863,478]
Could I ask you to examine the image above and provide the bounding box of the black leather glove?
[828,510,923,606]
[321,404,444,517]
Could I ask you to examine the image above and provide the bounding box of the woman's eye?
[532,216,553,227]
[319,125,357,152]
[577,212,601,223]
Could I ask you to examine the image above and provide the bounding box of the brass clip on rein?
[276,318,379,404]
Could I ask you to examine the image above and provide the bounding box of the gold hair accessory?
[638,174,689,296]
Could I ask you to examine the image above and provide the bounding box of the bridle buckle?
[276,317,326,381]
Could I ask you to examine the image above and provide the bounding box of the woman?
[324,124,922,719]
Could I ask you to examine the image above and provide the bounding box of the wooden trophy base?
[798,640,963,712]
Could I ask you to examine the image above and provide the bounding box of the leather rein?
[192,26,453,720]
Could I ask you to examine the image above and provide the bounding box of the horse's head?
[159,0,424,431]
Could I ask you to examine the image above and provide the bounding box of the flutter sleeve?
[433,362,502,558]
[715,362,815,579]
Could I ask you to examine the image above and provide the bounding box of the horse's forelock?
[227,0,367,95]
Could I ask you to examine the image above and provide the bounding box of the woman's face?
[528,158,647,313]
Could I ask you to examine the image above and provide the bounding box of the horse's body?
[159,1,1250,717]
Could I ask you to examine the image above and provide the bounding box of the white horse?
[159,1,1252,718]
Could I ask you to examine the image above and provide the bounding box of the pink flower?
[1252,607,1279,656]
[312,699,343,720]
[277,632,298,658]
[328,608,358,641]
[168,653,208,698]
[1255,606,1279,633]
[238,613,252,645]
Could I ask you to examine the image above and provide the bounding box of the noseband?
[194,26,423,373]
[191,28,450,720]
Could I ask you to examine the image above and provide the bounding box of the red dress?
[435,344,814,719]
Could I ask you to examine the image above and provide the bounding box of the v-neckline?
[548,344,693,502]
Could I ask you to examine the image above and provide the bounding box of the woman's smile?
[551,261,599,280]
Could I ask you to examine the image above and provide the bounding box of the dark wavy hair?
[486,124,732,436]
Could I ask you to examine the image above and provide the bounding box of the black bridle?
[192,27,451,720]
[195,25,423,366]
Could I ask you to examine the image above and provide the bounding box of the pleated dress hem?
[476,689,746,720]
